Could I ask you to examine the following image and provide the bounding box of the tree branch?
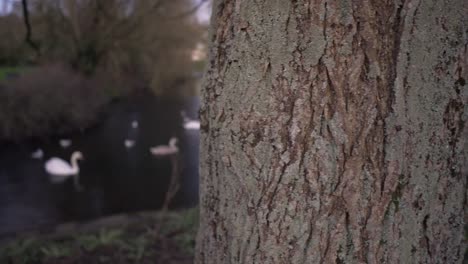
[21,0,40,56]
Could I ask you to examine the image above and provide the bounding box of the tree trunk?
[196,0,467,263]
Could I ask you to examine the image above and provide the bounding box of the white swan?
[124,139,135,148]
[45,151,83,190]
[31,148,44,159]
[131,120,139,128]
[59,139,72,148]
[181,111,200,130]
[184,120,200,130]
[150,137,178,156]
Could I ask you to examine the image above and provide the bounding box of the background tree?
[0,14,25,65]
[196,0,467,263]
[20,0,40,57]
[5,0,206,96]
[0,0,209,141]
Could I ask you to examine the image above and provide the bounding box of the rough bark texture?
[196,0,467,263]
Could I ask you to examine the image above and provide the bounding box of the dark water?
[0,93,200,236]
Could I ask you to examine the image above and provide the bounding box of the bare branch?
[21,0,40,56]
[102,0,170,41]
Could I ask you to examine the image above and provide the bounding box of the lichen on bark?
[196,0,467,263]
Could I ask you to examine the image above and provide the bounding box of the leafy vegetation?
[0,66,26,81]
[76,229,124,251]
[158,206,199,254]
[0,0,208,141]
[0,208,198,264]
[0,0,206,96]
[0,65,108,141]
[40,243,73,258]
[0,238,43,264]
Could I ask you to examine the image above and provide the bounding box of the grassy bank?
[0,66,27,81]
[0,208,198,264]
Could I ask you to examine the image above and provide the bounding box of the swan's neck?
[70,156,82,190]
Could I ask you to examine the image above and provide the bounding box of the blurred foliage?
[0,66,28,80]
[0,65,108,141]
[77,228,124,251]
[40,243,73,258]
[0,208,199,264]
[158,207,199,254]
[1,0,207,96]
[0,237,43,263]
[0,14,29,65]
[0,0,209,140]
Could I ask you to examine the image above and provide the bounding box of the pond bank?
[0,208,198,264]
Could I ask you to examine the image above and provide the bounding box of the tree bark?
[196,0,467,263]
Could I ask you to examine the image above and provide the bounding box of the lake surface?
[0,93,200,237]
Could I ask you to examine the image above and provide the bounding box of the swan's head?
[124,139,135,148]
[169,137,178,147]
[59,139,72,148]
[71,151,84,161]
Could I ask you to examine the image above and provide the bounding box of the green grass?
[0,208,198,264]
[158,208,199,254]
[0,66,27,81]
[0,237,43,264]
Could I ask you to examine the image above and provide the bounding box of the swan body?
[124,139,135,148]
[184,120,200,130]
[150,137,178,156]
[31,148,44,159]
[59,139,72,148]
[45,151,83,190]
[181,111,200,130]
[131,121,139,128]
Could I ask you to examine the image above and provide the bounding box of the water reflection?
[0,94,200,236]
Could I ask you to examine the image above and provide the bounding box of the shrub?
[0,65,108,141]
